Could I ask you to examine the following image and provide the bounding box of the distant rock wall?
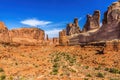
[9,28,45,45]
[0,22,45,45]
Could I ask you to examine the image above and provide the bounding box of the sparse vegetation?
[95,66,101,70]
[85,66,89,69]
[86,74,92,77]
[0,74,6,80]
[50,51,77,75]
[0,68,4,72]
[110,78,119,80]
[96,72,104,78]
[109,68,120,74]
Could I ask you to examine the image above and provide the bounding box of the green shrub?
[0,74,6,80]
[0,68,4,72]
[104,67,109,71]
[109,68,120,74]
[96,72,104,78]
[95,66,101,70]
[85,66,89,69]
[86,74,92,77]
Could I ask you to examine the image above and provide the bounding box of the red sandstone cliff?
[0,22,11,43]
[9,28,45,45]
[0,22,45,45]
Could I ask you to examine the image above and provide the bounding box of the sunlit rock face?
[59,1,120,45]
[9,28,45,45]
[66,18,81,36]
[92,1,120,42]
[0,22,11,43]
[83,10,100,32]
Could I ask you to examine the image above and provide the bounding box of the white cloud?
[100,22,102,26]
[45,21,68,28]
[21,19,52,26]
[45,29,62,38]
[78,16,85,21]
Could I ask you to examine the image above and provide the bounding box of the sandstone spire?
[83,10,100,32]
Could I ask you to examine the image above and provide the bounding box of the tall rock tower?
[83,10,100,32]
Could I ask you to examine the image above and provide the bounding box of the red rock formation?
[60,1,120,45]
[9,28,45,45]
[83,10,100,32]
[0,22,11,43]
[53,37,59,45]
[59,29,69,45]
[46,34,49,41]
[66,18,81,35]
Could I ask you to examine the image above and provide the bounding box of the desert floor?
[0,44,120,80]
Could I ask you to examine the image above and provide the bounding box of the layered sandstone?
[9,28,45,45]
[83,10,100,32]
[59,1,120,45]
[59,29,68,45]
[0,22,11,43]
[66,18,81,35]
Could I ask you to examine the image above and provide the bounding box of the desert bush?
[109,68,120,74]
[85,66,89,69]
[95,66,101,70]
[96,72,104,78]
[110,78,119,80]
[0,68,4,72]
[0,74,6,80]
[86,74,92,77]
[104,67,109,71]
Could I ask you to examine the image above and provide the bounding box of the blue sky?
[0,0,117,38]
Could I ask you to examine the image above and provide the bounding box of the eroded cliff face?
[66,18,81,35]
[0,22,11,43]
[83,10,100,32]
[0,22,45,45]
[9,28,45,45]
[59,1,120,45]
[92,1,120,42]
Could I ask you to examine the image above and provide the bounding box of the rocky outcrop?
[83,10,100,32]
[59,29,69,45]
[9,28,45,45]
[92,1,120,42]
[53,37,59,45]
[66,18,81,35]
[0,22,11,43]
[46,34,49,41]
[59,1,120,45]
